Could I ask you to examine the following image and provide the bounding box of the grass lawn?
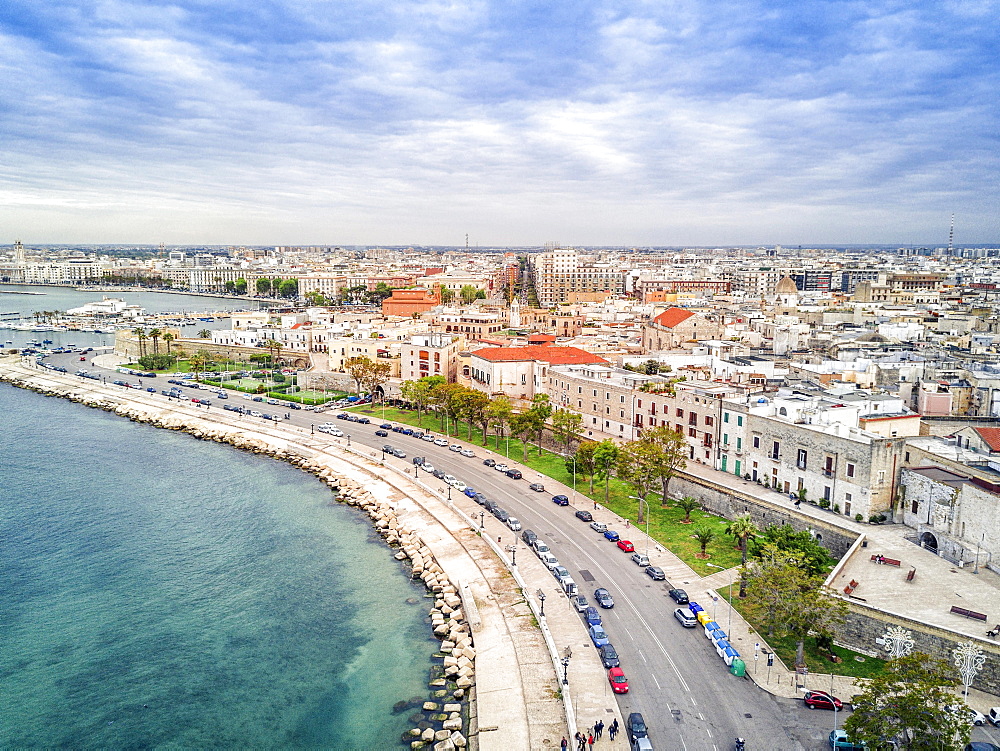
[353,405,744,575]
[719,584,887,680]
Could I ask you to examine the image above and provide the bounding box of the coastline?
[0,353,569,750]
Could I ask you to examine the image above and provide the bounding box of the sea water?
[0,385,436,748]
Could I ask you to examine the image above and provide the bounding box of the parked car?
[432,469,446,479]
[598,643,620,668]
[589,521,608,533]
[379,423,392,429]
[588,624,610,647]
[645,566,666,581]
[539,552,559,570]
[421,463,436,473]
[584,606,602,626]
[828,729,866,750]
[608,667,629,694]
[572,594,589,613]
[505,517,521,531]
[669,588,689,605]
[574,510,593,522]
[390,448,406,458]
[594,588,614,608]
[631,553,650,567]
[492,508,509,522]
[422,433,435,442]
[552,495,569,506]
[529,483,545,492]
[804,690,843,711]
[505,469,522,479]
[626,712,648,743]
[552,566,570,581]
[433,438,449,446]
[521,530,538,546]
[673,607,698,628]
[494,463,509,473]
[449,444,462,452]
[603,530,621,542]
[616,539,634,552]
[460,448,475,457]
[532,541,550,556]
[483,458,496,467]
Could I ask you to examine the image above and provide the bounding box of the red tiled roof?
[975,427,1000,452]
[472,345,608,365]
[652,307,696,328]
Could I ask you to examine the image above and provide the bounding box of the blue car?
[584,606,602,627]
[464,487,477,498]
[552,495,569,506]
[603,530,620,542]
[594,588,615,608]
[588,624,610,647]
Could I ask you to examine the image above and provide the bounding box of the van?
[562,578,578,597]
[521,529,537,546]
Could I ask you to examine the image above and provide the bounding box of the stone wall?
[671,471,859,560]
[839,601,1000,694]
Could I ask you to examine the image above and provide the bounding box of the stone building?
[641,307,721,351]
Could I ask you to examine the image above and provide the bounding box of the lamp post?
[975,532,984,574]
[630,495,652,557]
[561,646,572,685]
[347,435,351,447]
[706,562,732,631]
[479,511,485,532]
[505,544,517,566]
[310,423,314,435]
[537,588,546,617]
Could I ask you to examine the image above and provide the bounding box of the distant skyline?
[3,1,998,246]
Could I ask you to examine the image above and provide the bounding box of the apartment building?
[401,332,462,382]
[529,248,624,307]
[468,345,608,401]
[547,364,660,440]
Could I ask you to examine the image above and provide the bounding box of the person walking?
[587,733,595,750]
[575,731,586,751]
[561,738,568,751]
[608,723,616,741]
[610,718,619,741]
[595,719,604,739]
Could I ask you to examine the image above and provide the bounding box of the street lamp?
[537,588,546,617]
[479,511,485,532]
[505,544,517,565]
[347,435,351,447]
[706,563,732,631]
[630,495,652,557]
[311,423,314,435]
[561,646,572,685]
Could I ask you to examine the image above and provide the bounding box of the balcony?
[823,469,834,478]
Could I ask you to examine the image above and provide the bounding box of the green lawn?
[352,405,744,575]
[720,584,887,680]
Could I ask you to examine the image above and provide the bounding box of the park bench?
[950,605,988,621]
[906,568,916,582]
[843,579,860,595]
[870,555,901,566]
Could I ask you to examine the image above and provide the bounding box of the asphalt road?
[48,355,1000,750]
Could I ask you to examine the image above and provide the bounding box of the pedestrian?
[595,719,604,739]
[588,733,594,750]
[625,519,629,527]
[608,724,616,741]
[498,536,502,544]
[611,717,619,739]
[561,738,568,751]
[575,731,586,751]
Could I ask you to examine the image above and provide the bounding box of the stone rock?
[450,731,467,748]
[421,727,435,742]
[443,703,461,713]
[442,718,462,731]
[456,676,473,688]
[422,701,439,711]
[434,729,451,741]
[434,740,455,751]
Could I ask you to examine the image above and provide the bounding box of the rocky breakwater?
[335,479,474,751]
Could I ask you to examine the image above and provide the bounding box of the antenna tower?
[948,214,955,255]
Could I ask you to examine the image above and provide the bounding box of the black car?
[594,588,615,608]
[357,417,370,424]
[574,510,593,522]
[433,469,446,480]
[392,425,404,432]
[521,530,537,546]
[374,430,388,437]
[336,411,348,418]
[529,483,545,492]
[381,444,394,453]
[484,500,498,513]
[668,588,689,605]
[483,458,496,467]
[380,423,392,429]
[492,508,509,522]
[412,456,424,466]
[626,712,647,742]
[505,469,522,479]
[598,643,620,668]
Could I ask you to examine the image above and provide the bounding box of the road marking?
[652,673,661,689]
[623,625,635,641]
[638,649,647,663]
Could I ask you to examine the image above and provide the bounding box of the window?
[736,437,742,450]
[796,449,807,469]
[723,433,729,445]
[724,412,730,423]
[521,374,526,384]
[637,399,642,408]
[689,427,697,437]
[705,416,713,426]
[823,486,831,501]
[737,415,744,427]
[753,436,760,448]
[846,463,855,478]
[877,470,885,485]
[771,441,780,460]
[677,408,684,418]
[911,499,918,514]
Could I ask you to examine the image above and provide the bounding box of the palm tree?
[693,527,716,558]
[198,329,211,339]
[676,496,700,523]
[132,327,147,358]
[725,515,758,597]
[188,353,208,382]
[148,328,162,354]
[162,331,175,354]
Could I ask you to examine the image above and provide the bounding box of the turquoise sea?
[0,385,436,748]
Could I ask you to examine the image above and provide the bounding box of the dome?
[774,276,798,294]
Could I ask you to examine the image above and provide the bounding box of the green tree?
[304,290,329,306]
[844,652,968,750]
[198,329,211,339]
[343,355,375,394]
[224,280,236,294]
[367,282,395,305]
[234,278,248,295]
[527,394,552,455]
[162,331,175,354]
[643,425,688,504]
[401,376,444,426]
[148,328,162,354]
[430,382,465,436]
[569,441,598,493]
[692,527,716,557]
[593,440,620,505]
[616,439,660,509]
[359,359,392,400]
[188,352,210,382]
[486,396,514,450]
[137,353,177,371]
[255,277,272,296]
[551,408,583,455]
[460,285,480,305]
[278,278,299,299]
[676,496,700,523]
[132,327,148,358]
[510,411,534,463]
[725,515,759,598]
[742,548,847,667]
[439,287,455,304]
[461,389,490,442]
[749,524,835,577]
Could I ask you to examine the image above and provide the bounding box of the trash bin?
[729,657,746,677]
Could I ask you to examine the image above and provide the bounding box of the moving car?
[552,495,569,506]
[645,566,666,581]
[616,539,634,552]
[574,510,593,522]
[608,667,629,694]
[669,588,689,605]
[804,690,843,710]
[598,643,620,668]
[588,624,610,647]
[529,483,545,492]
[594,588,614,608]
[375,430,390,437]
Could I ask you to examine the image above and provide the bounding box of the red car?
[617,540,635,552]
[608,667,629,694]
[803,690,842,710]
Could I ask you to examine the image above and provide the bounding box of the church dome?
[775,276,798,294]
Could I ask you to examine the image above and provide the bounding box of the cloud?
[0,0,997,245]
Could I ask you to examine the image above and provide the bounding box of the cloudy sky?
[2,0,998,246]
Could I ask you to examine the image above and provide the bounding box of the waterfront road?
[53,361,850,749]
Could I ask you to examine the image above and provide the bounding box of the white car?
[460,448,475,457]
[422,434,435,442]
[506,517,522,531]
[328,427,344,437]
[249,410,262,417]
[434,438,449,446]
[449,444,462,452]
[444,475,459,486]
[494,463,509,473]
[421,463,436,473]
[453,481,468,492]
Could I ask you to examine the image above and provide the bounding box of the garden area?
[352,403,744,575]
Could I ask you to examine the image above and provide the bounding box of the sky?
[2,0,998,247]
